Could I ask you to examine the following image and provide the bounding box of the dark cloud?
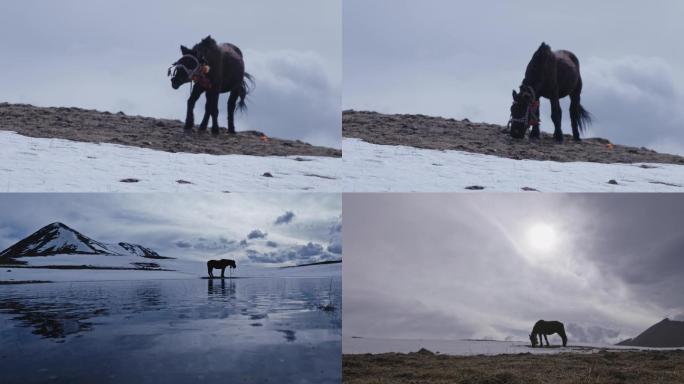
[247,229,268,239]
[246,242,338,264]
[266,241,278,248]
[274,211,296,225]
[175,241,192,248]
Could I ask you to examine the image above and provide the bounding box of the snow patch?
[0,131,340,192]
[343,138,684,192]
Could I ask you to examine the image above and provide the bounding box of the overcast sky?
[0,194,341,266]
[343,193,684,344]
[344,0,684,155]
[0,0,341,148]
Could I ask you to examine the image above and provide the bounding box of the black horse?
[529,319,568,347]
[509,42,591,143]
[168,35,254,135]
[207,259,236,278]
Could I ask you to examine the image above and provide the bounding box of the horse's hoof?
[228,129,236,135]
[554,135,564,143]
[211,130,220,136]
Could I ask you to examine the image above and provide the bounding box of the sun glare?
[527,223,558,252]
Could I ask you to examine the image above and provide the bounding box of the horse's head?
[168,45,206,89]
[529,333,538,347]
[509,85,537,139]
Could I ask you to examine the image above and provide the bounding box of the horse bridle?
[508,85,540,129]
[167,54,204,79]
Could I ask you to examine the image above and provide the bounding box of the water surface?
[0,278,341,383]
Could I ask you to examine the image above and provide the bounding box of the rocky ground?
[343,349,684,384]
[0,103,340,157]
[343,110,684,164]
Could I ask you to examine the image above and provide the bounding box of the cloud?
[175,241,192,248]
[242,50,341,148]
[247,229,268,239]
[274,211,296,225]
[566,323,621,344]
[246,241,338,265]
[582,56,684,155]
[266,241,278,248]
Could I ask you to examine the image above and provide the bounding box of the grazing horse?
[509,42,591,143]
[207,259,236,278]
[529,320,568,347]
[168,35,254,135]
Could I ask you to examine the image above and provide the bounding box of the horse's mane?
[193,35,219,57]
[524,42,552,86]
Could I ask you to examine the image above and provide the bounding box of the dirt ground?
[343,349,684,384]
[343,110,684,164]
[0,103,340,157]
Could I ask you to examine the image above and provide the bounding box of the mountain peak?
[0,222,112,258]
[617,318,684,348]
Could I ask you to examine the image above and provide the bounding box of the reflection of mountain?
[0,299,98,339]
[0,222,174,269]
[617,318,684,347]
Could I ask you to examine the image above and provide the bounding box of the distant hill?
[280,259,342,268]
[617,318,684,348]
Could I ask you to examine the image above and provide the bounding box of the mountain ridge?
[617,318,684,348]
[0,222,173,264]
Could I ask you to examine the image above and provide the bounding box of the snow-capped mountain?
[0,222,173,262]
[112,242,173,259]
[0,222,112,258]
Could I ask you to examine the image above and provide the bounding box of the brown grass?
[343,349,684,384]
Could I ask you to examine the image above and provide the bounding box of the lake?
[0,277,341,383]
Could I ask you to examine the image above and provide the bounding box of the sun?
[526,223,558,252]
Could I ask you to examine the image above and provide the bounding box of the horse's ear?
[181,45,191,55]
[512,90,518,99]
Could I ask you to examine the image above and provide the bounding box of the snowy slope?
[0,131,340,192]
[343,138,684,192]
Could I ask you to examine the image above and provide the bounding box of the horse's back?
[555,50,580,68]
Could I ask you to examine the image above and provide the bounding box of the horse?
[509,42,591,143]
[168,35,254,135]
[529,319,568,347]
[207,259,236,278]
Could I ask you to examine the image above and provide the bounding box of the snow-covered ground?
[0,131,340,192]
[1,257,341,283]
[343,138,684,192]
[343,337,681,356]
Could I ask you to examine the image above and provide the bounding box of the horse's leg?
[550,97,563,143]
[227,91,239,134]
[544,334,550,347]
[199,92,217,132]
[185,84,204,130]
[530,98,541,140]
[221,267,225,279]
[538,334,543,347]
[569,81,583,141]
[209,91,220,135]
[208,266,213,278]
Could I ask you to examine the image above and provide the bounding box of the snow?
[37,227,108,254]
[0,131,341,192]
[1,256,341,283]
[343,138,684,192]
[343,337,682,356]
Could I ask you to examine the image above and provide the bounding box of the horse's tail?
[572,103,592,134]
[237,72,255,112]
[559,324,568,347]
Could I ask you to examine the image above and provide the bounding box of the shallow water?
[0,278,341,383]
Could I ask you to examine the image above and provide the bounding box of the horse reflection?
[207,278,236,297]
